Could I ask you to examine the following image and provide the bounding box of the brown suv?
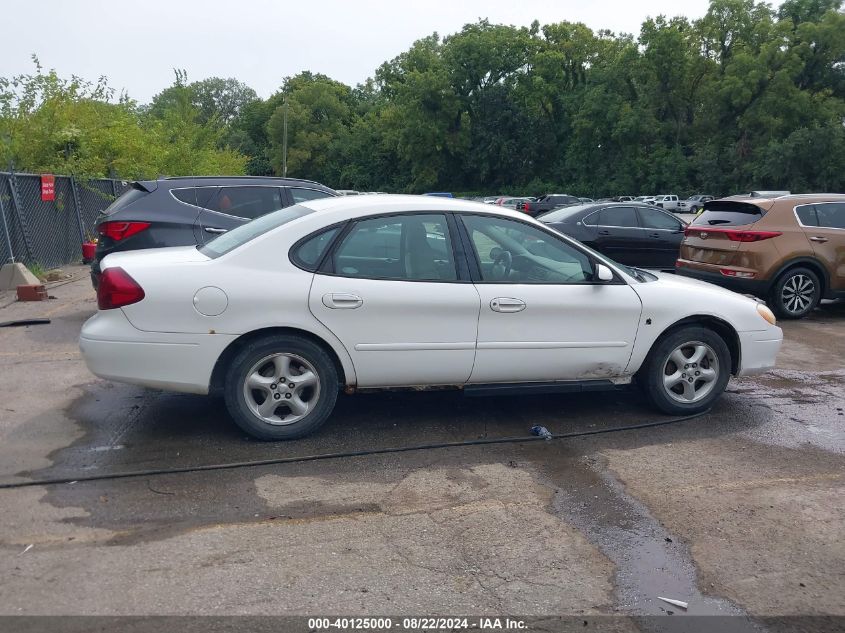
[676,194,845,319]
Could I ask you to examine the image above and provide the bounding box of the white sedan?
[80,196,783,440]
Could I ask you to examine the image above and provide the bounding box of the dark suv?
[91,176,336,286]
[520,194,580,216]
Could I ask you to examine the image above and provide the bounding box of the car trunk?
[680,200,768,266]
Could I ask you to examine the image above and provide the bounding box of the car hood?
[101,246,210,271]
[647,270,756,301]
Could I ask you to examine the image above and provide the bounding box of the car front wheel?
[769,267,820,320]
[639,326,731,415]
[224,335,339,440]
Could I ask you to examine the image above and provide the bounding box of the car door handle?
[809,236,828,243]
[204,227,227,234]
[322,293,363,309]
[648,232,662,238]
[490,297,526,313]
[598,230,611,235]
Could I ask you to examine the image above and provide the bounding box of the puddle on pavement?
[528,445,762,630]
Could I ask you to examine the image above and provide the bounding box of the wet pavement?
[0,269,842,626]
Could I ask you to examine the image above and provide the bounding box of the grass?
[27,262,46,281]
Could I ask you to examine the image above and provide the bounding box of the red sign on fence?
[41,174,55,202]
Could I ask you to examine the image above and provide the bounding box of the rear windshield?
[538,204,595,222]
[198,204,317,259]
[692,201,764,227]
[102,185,147,215]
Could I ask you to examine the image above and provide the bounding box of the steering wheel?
[491,249,513,280]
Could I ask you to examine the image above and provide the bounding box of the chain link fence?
[0,172,130,269]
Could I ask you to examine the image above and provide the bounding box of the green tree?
[265,73,356,182]
[0,60,246,179]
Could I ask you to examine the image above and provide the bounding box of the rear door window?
[795,205,818,227]
[692,201,764,227]
[638,207,682,230]
[171,187,218,209]
[598,206,638,227]
[210,186,284,220]
[814,203,845,229]
[331,214,457,281]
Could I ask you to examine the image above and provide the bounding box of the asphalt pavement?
[0,266,842,628]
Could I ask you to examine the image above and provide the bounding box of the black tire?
[768,267,821,320]
[224,335,339,440]
[639,326,732,415]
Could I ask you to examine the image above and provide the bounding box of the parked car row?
[91,179,842,324]
[597,195,717,213]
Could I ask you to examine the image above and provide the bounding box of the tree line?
[1,0,843,197]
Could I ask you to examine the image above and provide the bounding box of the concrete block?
[0,263,41,291]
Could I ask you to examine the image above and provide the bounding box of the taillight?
[97,267,145,310]
[684,227,781,242]
[97,221,150,242]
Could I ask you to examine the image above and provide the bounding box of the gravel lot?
[0,266,842,628]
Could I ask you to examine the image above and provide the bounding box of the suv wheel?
[769,267,820,320]
[639,326,731,415]
[224,335,339,440]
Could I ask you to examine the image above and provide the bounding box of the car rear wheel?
[769,267,820,320]
[224,335,338,440]
[639,326,731,415]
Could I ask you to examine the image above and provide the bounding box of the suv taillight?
[97,267,145,310]
[684,227,782,242]
[97,221,150,242]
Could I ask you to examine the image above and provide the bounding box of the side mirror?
[596,264,614,282]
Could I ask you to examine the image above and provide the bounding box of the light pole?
[282,95,288,178]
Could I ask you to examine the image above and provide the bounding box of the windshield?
[198,204,318,258]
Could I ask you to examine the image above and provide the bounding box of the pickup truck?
[678,195,714,213]
[653,194,681,212]
[520,193,580,217]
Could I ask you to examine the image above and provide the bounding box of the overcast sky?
[1,0,714,103]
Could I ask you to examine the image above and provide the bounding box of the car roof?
[135,176,334,192]
[722,193,845,206]
[296,194,534,225]
[538,201,664,222]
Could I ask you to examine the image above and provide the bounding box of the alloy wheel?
[662,341,719,404]
[242,353,321,425]
[780,274,815,315]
